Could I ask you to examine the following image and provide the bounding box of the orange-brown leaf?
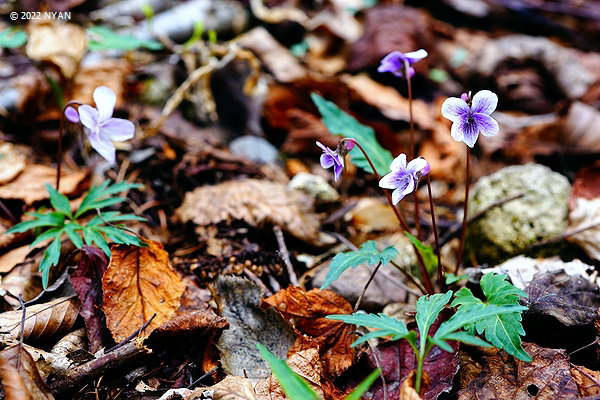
[0,345,54,400]
[102,241,186,342]
[0,297,81,342]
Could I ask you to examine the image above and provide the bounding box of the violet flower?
[317,140,355,181]
[379,154,430,205]
[441,90,499,148]
[65,106,79,123]
[77,86,135,165]
[378,49,428,78]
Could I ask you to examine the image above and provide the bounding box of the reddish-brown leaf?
[69,246,109,353]
[264,286,355,377]
[102,240,186,342]
[0,345,54,399]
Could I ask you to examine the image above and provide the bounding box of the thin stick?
[273,225,298,286]
[527,220,600,249]
[243,267,273,297]
[56,100,82,191]
[454,147,470,274]
[345,139,435,294]
[404,59,420,239]
[427,176,443,291]
[354,261,382,312]
[17,294,25,371]
[106,313,156,353]
[188,366,218,389]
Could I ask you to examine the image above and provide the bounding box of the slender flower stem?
[427,176,443,291]
[454,147,470,274]
[354,261,382,312]
[404,59,421,240]
[56,100,82,191]
[343,138,435,294]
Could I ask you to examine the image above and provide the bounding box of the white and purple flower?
[379,154,430,204]
[76,86,135,165]
[378,49,428,79]
[441,90,499,148]
[316,140,355,182]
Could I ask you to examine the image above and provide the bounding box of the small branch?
[243,267,273,297]
[106,313,156,354]
[354,261,382,312]
[17,294,25,371]
[454,147,470,274]
[527,220,600,249]
[188,366,218,389]
[273,225,298,286]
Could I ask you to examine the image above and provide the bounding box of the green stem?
[454,146,470,274]
[414,345,426,394]
[56,100,82,191]
[343,138,435,294]
[427,175,443,291]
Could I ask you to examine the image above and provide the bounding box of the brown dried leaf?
[0,165,88,205]
[25,22,86,79]
[457,343,578,399]
[264,286,354,377]
[0,345,54,400]
[0,297,80,343]
[102,240,186,342]
[176,179,320,245]
[254,348,326,400]
[341,74,435,131]
[72,60,131,108]
[175,376,256,400]
[571,364,600,397]
[0,143,26,185]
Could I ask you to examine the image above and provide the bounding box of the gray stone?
[229,135,279,164]
[465,163,571,265]
[288,172,340,202]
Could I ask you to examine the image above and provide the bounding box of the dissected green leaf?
[87,211,146,226]
[445,273,468,285]
[87,26,162,51]
[63,223,83,248]
[75,180,143,218]
[311,93,394,176]
[45,183,71,218]
[39,236,62,288]
[321,241,398,289]
[346,368,381,400]
[256,343,318,400]
[405,232,437,278]
[451,273,530,361]
[0,28,27,48]
[83,228,111,256]
[5,212,65,234]
[415,291,452,351]
[326,312,410,347]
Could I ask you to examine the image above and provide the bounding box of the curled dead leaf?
[102,240,186,342]
[176,179,320,245]
[0,345,54,399]
[0,296,81,343]
[0,143,27,185]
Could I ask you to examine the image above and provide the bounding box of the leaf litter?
[1,0,600,398]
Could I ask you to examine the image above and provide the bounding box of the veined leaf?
[83,228,111,256]
[415,291,452,352]
[405,232,437,278]
[39,236,62,288]
[63,223,83,248]
[87,211,146,226]
[346,368,381,400]
[445,273,469,285]
[45,183,72,218]
[451,273,530,361]
[5,212,65,234]
[256,343,318,400]
[326,312,411,347]
[87,26,162,51]
[311,93,394,176]
[96,226,145,247]
[75,180,143,218]
[29,227,63,248]
[321,241,398,289]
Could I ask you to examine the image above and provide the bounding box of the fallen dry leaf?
[254,348,326,400]
[0,165,88,205]
[0,142,27,185]
[457,343,578,399]
[69,246,109,353]
[102,240,186,342]
[0,296,80,343]
[71,60,131,109]
[571,364,600,397]
[264,286,355,377]
[163,375,256,400]
[215,276,297,382]
[0,345,54,399]
[0,243,45,274]
[25,21,86,79]
[176,179,320,245]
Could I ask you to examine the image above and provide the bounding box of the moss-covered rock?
[465,163,571,266]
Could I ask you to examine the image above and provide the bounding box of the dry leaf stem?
[273,225,299,286]
[455,147,470,274]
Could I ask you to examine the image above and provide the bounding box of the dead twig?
[527,220,600,249]
[354,261,382,312]
[243,267,273,297]
[106,313,156,354]
[273,225,299,286]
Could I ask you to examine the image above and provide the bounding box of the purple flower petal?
[378,51,405,74]
[403,49,428,64]
[88,130,116,165]
[461,93,469,102]
[379,171,401,189]
[65,106,79,123]
[389,153,407,172]
[316,141,328,152]
[441,97,469,123]
[407,156,430,178]
[101,118,135,141]
[475,113,499,137]
[333,162,343,181]
[460,120,480,148]
[78,105,99,132]
[391,178,415,205]
[471,90,497,115]
[345,140,355,151]
[93,86,116,123]
[320,153,335,169]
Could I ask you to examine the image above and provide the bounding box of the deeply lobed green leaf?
[415,291,452,353]
[326,312,410,346]
[311,93,394,176]
[321,241,397,289]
